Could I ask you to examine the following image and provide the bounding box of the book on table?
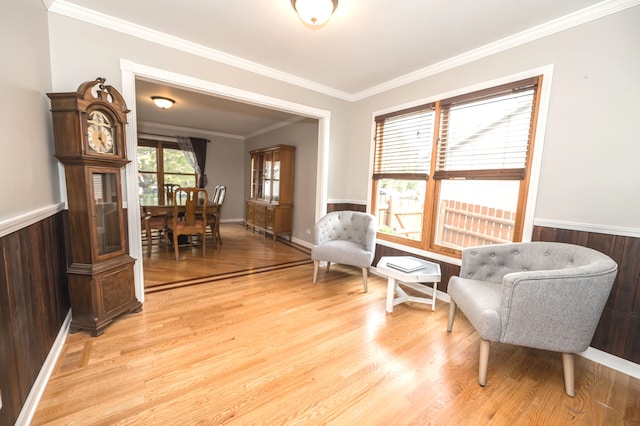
[386,257,431,273]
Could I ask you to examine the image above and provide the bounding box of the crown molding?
[46,0,353,101]
[137,121,244,141]
[351,0,640,100]
[48,0,640,102]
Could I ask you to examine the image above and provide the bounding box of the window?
[137,139,197,205]
[372,76,541,256]
[372,104,435,243]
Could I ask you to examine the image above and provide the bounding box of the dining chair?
[164,183,181,205]
[207,185,226,248]
[165,187,208,260]
[141,206,168,252]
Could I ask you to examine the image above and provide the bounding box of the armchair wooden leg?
[479,339,490,387]
[173,233,179,261]
[447,301,457,332]
[562,353,575,397]
[361,267,368,293]
[313,260,319,283]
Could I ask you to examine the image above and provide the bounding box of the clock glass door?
[91,170,124,257]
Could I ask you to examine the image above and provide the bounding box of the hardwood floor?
[32,225,640,425]
[141,223,312,291]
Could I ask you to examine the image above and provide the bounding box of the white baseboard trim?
[291,236,312,249]
[371,269,639,379]
[579,346,640,379]
[16,310,72,426]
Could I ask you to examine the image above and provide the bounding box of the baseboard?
[16,310,72,426]
[579,346,640,379]
[371,268,639,379]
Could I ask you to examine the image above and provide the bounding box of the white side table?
[376,256,442,313]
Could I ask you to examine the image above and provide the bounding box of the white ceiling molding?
[352,0,640,100]
[244,116,308,140]
[48,0,640,102]
[137,120,244,141]
[46,0,352,101]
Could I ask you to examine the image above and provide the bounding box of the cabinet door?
[246,201,255,226]
[266,206,275,231]
[255,204,266,228]
[89,168,125,259]
[262,152,273,201]
[272,150,281,202]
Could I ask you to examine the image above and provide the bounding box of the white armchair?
[447,242,618,396]
[311,211,377,292]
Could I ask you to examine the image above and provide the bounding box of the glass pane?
[137,146,157,172]
[263,153,272,201]
[375,179,426,241]
[164,148,195,174]
[438,91,534,171]
[138,172,158,206]
[435,180,519,250]
[93,172,122,256]
[165,174,197,188]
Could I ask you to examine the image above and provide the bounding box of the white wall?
[203,135,245,221]
[349,6,640,231]
[0,0,59,221]
[46,5,640,235]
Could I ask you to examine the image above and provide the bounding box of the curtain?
[176,137,208,187]
[190,137,208,188]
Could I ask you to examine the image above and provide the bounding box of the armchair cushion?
[447,241,617,396]
[311,211,377,292]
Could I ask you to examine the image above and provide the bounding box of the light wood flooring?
[32,224,640,425]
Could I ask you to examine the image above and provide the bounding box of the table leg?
[386,277,397,313]
[431,282,437,311]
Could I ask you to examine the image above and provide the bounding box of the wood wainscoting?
[0,211,70,426]
[533,225,640,364]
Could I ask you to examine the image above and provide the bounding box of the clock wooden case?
[48,77,142,336]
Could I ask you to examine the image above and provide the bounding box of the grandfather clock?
[48,77,142,336]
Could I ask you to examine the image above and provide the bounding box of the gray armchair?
[311,211,377,292]
[447,242,617,396]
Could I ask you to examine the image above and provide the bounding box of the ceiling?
[47,0,616,138]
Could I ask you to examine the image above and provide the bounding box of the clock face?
[87,111,115,154]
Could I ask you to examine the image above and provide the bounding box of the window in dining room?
[137,139,197,205]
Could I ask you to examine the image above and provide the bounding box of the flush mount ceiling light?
[291,0,338,27]
[151,96,175,109]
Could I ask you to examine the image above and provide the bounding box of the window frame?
[137,138,197,205]
[371,74,544,258]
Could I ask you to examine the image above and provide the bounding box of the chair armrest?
[499,263,617,352]
[364,219,377,252]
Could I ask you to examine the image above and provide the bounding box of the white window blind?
[435,77,539,180]
[373,104,435,180]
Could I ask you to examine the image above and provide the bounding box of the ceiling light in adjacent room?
[291,0,338,27]
[151,96,175,109]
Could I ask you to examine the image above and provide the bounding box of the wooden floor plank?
[31,225,640,425]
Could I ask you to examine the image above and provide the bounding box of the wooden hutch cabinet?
[245,145,295,241]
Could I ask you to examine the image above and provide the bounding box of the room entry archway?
[120,59,331,302]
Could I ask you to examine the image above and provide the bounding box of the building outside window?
[372,76,542,256]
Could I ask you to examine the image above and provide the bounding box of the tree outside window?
[138,139,197,205]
